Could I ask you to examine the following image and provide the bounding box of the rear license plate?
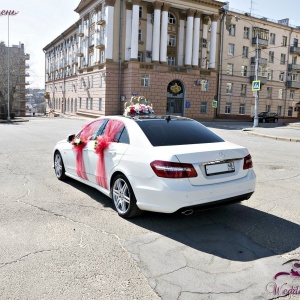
[205,162,235,176]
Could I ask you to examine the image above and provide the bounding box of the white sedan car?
[53,115,256,218]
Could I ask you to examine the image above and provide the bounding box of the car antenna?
[165,115,171,123]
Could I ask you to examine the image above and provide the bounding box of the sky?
[0,0,299,89]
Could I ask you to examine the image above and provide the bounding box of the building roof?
[74,0,95,14]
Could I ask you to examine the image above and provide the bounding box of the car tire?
[275,118,278,123]
[111,174,142,218]
[54,151,67,181]
[262,118,266,123]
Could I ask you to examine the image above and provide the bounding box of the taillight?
[243,154,253,169]
[150,160,197,178]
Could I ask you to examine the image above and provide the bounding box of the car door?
[65,119,107,177]
[85,119,130,189]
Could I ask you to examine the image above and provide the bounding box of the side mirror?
[67,134,75,143]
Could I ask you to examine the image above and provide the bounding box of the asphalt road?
[1,117,299,300]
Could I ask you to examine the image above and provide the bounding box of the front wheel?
[54,151,67,181]
[111,174,142,218]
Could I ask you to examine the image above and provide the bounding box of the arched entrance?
[166,80,184,116]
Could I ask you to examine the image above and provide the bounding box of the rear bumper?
[178,192,253,214]
[129,169,256,213]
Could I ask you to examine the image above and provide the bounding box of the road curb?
[245,131,300,142]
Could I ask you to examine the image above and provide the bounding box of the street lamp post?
[253,30,259,127]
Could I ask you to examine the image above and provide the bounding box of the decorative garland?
[124,96,154,116]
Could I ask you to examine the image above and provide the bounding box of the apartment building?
[43,0,226,119]
[0,42,30,119]
[219,10,300,120]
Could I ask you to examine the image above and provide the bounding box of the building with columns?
[43,0,225,119]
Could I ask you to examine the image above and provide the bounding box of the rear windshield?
[136,119,224,146]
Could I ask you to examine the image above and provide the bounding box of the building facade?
[219,10,300,120]
[0,42,30,119]
[43,0,225,119]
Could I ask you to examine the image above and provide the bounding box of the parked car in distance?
[254,112,279,123]
[53,115,256,218]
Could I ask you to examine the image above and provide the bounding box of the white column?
[201,17,209,68]
[145,8,153,63]
[125,3,132,61]
[105,2,115,60]
[160,4,170,63]
[192,11,201,67]
[185,9,195,66]
[130,2,140,60]
[209,14,218,69]
[177,14,185,66]
[152,2,163,62]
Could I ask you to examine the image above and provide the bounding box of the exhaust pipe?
[181,209,194,216]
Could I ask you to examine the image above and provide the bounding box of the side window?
[77,119,106,140]
[114,126,129,144]
[91,119,108,139]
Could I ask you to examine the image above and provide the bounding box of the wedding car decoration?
[123,96,154,116]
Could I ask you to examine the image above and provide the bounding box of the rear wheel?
[111,174,142,218]
[274,118,278,123]
[54,151,67,181]
[262,118,266,123]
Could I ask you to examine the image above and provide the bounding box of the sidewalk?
[242,123,300,142]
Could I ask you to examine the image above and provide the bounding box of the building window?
[227,63,234,75]
[269,51,274,63]
[277,106,282,116]
[201,80,209,91]
[278,89,285,99]
[267,87,273,98]
[270,33,276,44]
[138,29,142,41]
[90,34,94,46]
[98,98,102,111]
[79,97,82,108]
[139,6,143,18]
[141,75,150,87]
[90,98,93,110]
[168,12,176,24]
[241,66,247,76]
[267,69,273,80]
[168,34,176,47]
[100,51,105,63]
[226,83,233,94]
[99,74,103,87]
[282,36,287,46]
[86,97,89,109]
[242,46,249,58]
[292,56,297,64]
[228,43,235,55]
[280,54,286,64]
[202,38,207,48]
[279,72,285,82]
[265,105,271,112]
[239,103,245,115]
[167,57,176,66]
[288,106,293,116]
[241,84,247,96]
[225,102,232,114]
[88,75,93,88]
[200,102,207,113]
[290,90,295,100]
[138,51,143,62]
[293,38,299,47]
[243,27,250,39]
[229,24,236,36]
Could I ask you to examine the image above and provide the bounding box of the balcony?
[290,46,300,55]
[249,75,267,85]
[97,13,106,25]
[77,50,84,57]
[288,64,300,71]
[287,81,300,89]
[77,25,84,37]
[251,57,268,65]
[95,38,105,50]
[252,37,268,48]
[25,73,30,77]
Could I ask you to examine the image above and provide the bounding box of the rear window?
[136,119,224,146]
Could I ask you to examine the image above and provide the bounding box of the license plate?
[205,162,235,176]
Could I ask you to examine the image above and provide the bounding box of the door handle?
[108,150,116,156]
